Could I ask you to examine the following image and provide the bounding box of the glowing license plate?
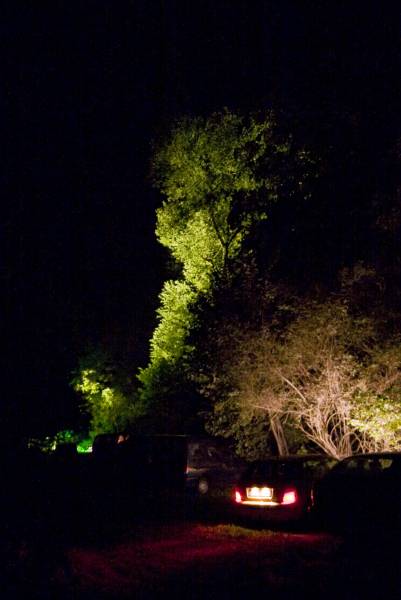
[246,486,273,500]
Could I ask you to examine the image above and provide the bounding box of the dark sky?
[3,1,400,436]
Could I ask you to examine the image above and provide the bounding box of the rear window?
[245,461,302,480]
[188,441,240,469]
[245,458,333,480]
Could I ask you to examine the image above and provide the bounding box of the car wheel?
[198,477,209,494]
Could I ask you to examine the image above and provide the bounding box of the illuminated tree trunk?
[270,413,289,456]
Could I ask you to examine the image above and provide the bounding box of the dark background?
[3,1,400,437]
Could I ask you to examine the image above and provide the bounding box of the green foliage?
[154,112,269,285]
[76,437,93,453]
[137,279,200,430]
[153,110,312,288]
[350,341,401,449]
[141,110,314,418]
[351,393,401,450]
[148,280,197,364]
[28,429,81,453]
[72,348,141,438]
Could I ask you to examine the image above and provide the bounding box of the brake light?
[282,490,297,505]
[235,490,242,503]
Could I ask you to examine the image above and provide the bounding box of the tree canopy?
[139,108,401,450]
[202,283,401,459]
[138,110,314,426]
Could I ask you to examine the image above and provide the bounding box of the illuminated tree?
[273,302,371,458]
[153,111,277,286]
[350,342,401,450]
[206,297,401,459]
[140,110,314,412]
[196,280,305,458]
[72,349,141,437]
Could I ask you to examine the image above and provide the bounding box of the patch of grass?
[200,523,277,538]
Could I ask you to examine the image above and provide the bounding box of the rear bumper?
[233,502,306,522]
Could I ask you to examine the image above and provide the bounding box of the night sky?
[4,1,400,437]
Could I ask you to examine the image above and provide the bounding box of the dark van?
[92,433,188,495]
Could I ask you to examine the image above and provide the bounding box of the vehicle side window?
[188,441,241,469]
[355,458,393,473]
[333,456,401,477]
[303,459,330,478]
[343,457,394,474]
[377,458,393,470]
[334,458,359,473]
[367,458,394,472]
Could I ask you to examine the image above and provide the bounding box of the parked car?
[91,433,188,502]
[233,455,336,522]
[186,437,246,497]
[312,452,401,532]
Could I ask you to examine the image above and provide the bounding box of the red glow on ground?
[67,523,339,598]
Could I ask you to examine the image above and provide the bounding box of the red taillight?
[282,490,297,505]
[235,490,242,503]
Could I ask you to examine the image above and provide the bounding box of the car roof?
[251,454,331,464]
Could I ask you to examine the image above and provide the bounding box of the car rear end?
[233,459,310,522]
